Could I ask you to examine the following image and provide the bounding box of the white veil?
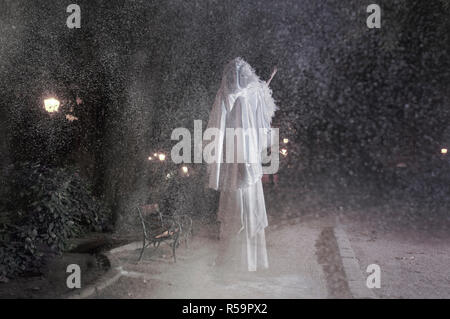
[205,57,278,191]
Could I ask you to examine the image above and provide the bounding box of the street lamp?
[44,98,60,113]
[158,153,166,161]
[441,148,448,155]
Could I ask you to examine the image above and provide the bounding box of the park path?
[91,220,330,299]
[341,215,450,299]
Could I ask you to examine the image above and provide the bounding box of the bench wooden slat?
[139,204,159,217]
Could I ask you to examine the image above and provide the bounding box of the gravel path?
[92,220,329,299]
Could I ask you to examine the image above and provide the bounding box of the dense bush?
[0,162,111,279]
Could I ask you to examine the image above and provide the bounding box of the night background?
[0,0,449,298]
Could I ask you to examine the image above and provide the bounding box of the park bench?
[137,204,193,263]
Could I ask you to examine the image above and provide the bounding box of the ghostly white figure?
[205,57,278,272]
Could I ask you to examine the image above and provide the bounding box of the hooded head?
[220,58,260,111]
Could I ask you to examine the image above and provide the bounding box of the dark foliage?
[0,162,111,278]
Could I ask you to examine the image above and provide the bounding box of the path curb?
[66,264,122,299]
[65,240,144,299]
[334,224,376,299]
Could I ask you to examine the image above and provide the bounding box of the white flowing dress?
[217,179,269,271]
[205,57,277,272]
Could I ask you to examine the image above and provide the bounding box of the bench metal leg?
[138,236,146,262]
[172,240,177,263]
[172,233,181,263]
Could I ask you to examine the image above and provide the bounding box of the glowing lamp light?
[441,148,448,155]
[283,138,289,144]
[280,148,288,156]
[153,153,158,157]
[158,153,166,161]
[148,156,152,161]
[181,166,188,174]
[44,98,60,113]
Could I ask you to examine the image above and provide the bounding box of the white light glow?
[44,98,60,113]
